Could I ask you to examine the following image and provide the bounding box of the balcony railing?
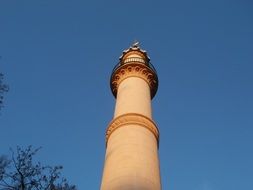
[111,57,157,75]
[123,57,146,64]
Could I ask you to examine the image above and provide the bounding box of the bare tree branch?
[0,72,9,111]
[0,146,77,190]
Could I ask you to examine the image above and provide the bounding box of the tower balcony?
[110,56,158,99]
[111,57,157,75]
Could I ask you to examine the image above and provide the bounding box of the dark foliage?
[0,72,9,110]
[0,146,77,190]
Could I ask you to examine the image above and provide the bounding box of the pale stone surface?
[100,126,161,190]
[114,77,152,118]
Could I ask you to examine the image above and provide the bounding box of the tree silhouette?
[0,72,9,111]
[0,146,77,190]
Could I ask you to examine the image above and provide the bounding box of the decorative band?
[106,113,159,146]
[110,63,158,99]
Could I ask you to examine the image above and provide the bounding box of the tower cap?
[119,41,150,63]
[111,42,158,99]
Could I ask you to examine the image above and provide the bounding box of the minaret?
[101,42,161,190]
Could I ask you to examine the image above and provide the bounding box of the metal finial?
[132,40,140,48]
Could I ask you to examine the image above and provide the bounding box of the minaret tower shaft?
[101,43,161,190]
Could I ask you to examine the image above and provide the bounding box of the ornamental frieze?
[110,62,158,98]
[106,113,159,147]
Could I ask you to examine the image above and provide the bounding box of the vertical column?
[114,77,152,118]
[101,44,161,190]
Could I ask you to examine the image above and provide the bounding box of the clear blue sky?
[0,1,253,189]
